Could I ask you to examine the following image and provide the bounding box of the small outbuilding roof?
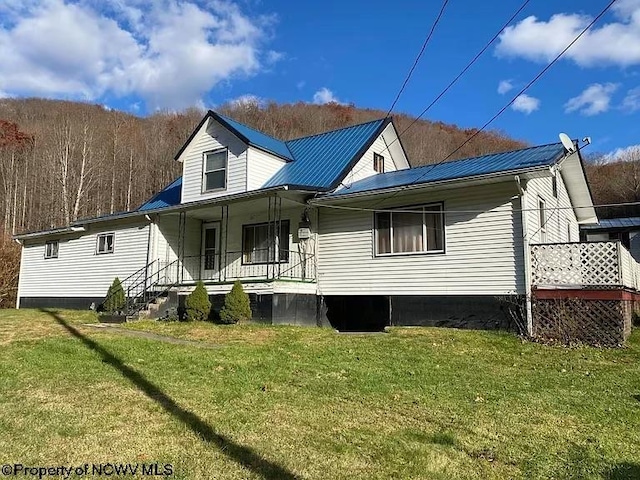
[581,217,640,230]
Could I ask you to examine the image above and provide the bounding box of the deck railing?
[153,249,316,285]
[530,241,640,290]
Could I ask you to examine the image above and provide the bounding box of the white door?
[201,222,220,280]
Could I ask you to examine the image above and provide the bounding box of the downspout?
[515,175,533,336]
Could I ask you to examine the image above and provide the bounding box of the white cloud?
[312,87,343,104]
[496,6,640,68]
[228,94,264,107]
[0,0,279,111]
[622,86,640,112]
[497,79,513,95]
[511,94,540,114]
[564,83,619,116]
[604,144,640,162]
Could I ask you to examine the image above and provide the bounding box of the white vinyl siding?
[246,147,287,190]
[180,119,247,203]
[317,181,524,296]
[525,172,578,244]
[339,132,404,188]
[18,223,149,299]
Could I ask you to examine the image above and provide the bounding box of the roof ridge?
[213,112,293,160]
[408,142,563,170]
[286,117,387,144]
[216,113,286,143]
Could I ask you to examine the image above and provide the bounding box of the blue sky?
[1,0,639,158]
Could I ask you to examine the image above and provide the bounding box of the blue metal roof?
[137,177,182,211]
[263,118,389,189]
[327,142,566,196]
[581,217,640,230]
[215,113,293,161]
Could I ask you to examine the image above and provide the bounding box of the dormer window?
[203,149,227,192]
[373,153,385,173]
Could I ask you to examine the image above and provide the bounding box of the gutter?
[13,225,86,242]
[13,186,291,239]
[311,165,550,204]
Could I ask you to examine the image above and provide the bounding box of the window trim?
[202,148,228,193]
[538,196,547,242]
[241,220,290,265]
[373,203,445,257]
[96,232,115,255]
[373,152,385,173]
[44,240,59,259]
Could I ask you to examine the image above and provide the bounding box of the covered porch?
[148,189,318,293]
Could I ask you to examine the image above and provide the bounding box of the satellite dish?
[559,133,576,153]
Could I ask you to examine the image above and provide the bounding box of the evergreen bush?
[219,280,251,324]
[185,281,211,322]
[103,277,125,313]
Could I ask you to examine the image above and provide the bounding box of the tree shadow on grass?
[605,463,640,480]
[41,309,300,480]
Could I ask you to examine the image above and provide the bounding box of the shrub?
[219,280,252,324]
[185,281,211,322]
[103,277,125,313]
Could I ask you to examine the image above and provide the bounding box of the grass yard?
[0,310,639,479]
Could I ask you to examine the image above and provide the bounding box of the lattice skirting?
[532,297,632,346]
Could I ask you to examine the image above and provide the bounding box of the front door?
[201,222,219,280]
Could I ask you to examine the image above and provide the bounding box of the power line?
[382,0,532,155]
[368,0,618,211]
[385,0,450,117]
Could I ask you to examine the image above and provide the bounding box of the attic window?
[373,153,385,173]
[552,175,558,198]
[44,240,58,259]
[203,149,227,192]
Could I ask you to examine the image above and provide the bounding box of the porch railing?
[154,249,316,285]
[530,241,640,290]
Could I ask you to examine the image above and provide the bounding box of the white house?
[15,111,601,332]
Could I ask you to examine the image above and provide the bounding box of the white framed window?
[203,149,227,192]
[373,153,385,173]
[552,175,558,198]
[242,221,290,264]
[375,204,444,256]
[96,233,115,255]
[538,197,547,243]
[44,240,59,259]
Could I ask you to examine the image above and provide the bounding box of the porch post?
[276,195,282,279]
[221,204,228,282]
[178,211,186,284]
[267,195,272,280]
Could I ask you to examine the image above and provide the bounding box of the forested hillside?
[0,98,525,236]
[0,97,635,307]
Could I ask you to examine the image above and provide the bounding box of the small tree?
[185,281,211,322]
[219,280,251,324]
[103,277,125,313]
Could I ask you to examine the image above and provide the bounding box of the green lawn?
[1,310,639,479]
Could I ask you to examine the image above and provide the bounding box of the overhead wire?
[343,0,532,185]
[385,0,451,117]
[365,0,619,211]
